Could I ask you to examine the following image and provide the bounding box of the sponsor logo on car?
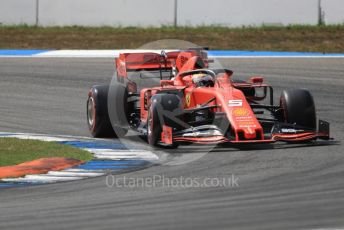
[238,121,257,128]
[185,93,191,107]
[232,108,249,116]
[281,128,304,133]
[228,100,243,107]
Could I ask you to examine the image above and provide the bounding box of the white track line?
[47,171,105,177]
[94,155,151,160]
[34,49,177,58]
[2,169,104,184]
[2,55,344,59]
[0,132,103,141]
[2,49,343,58]
[25,174,84,181]
[85,148,159,160]
[63,168,102,173]
[0,134,73,142]
[2,175,84,183]
[209,55,344,59]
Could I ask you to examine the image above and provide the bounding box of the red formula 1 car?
[87,49,330,147]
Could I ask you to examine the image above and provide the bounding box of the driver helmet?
[192,73,214,87]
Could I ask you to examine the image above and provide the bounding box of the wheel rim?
[87,97,95,127]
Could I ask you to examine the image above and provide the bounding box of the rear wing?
[115,49,211,78]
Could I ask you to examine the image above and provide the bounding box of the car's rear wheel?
[87,85,128,138]
[107,82,130,137]
[280,89,316,129]
[87,85,115,137]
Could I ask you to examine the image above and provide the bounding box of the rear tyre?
[87,85,128,138]
[280,89,316,129]
[107,82,130,137]
[87,85,115,137]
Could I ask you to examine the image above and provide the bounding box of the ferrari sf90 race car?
[87,49,330,147]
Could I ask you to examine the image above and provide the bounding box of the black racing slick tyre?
[87,85,115,137]
[147,94,183,147]
[280,89,316,129]
[147,104,162,146]
[87,85,128,138]
[107,82,130,137]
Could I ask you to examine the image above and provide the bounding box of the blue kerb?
[0,133,16,137]
[58,140,127,150]
[0,183,23,188]
[0,50,50,56]
[81,160,150,165]
[1,50,343,57]
[76,160,150,170]
[208,50,344,57]
[0,182,42,188]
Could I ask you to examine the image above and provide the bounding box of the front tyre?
[280,89,316,129]
[147,104,162,146]
[147,94,183,147]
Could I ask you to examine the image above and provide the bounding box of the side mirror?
[160,80,174,87]
[250,76,264,84]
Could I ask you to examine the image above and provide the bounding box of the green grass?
[0,138,93,167]
[1,25,344,52]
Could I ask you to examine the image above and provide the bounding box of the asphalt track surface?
[0,57,343,230]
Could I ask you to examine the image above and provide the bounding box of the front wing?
[160,120,330,145]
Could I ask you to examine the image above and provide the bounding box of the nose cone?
[244,127,257,139]
[228,102,263,141]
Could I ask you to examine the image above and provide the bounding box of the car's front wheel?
[280,89,316,129]
[147,94,183,147]
[147,104,162,146]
